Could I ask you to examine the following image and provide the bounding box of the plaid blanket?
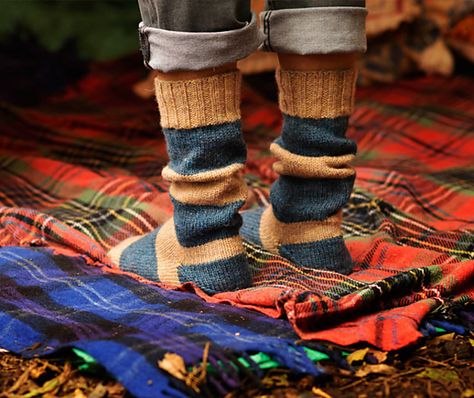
[0,246,317,397]
[0,56,473,394]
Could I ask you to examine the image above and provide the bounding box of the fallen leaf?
[104,383,127,396]
[339,369,352,377]
[30,363,48,379]
[432,332,455,345]
[312,387,333,398]
[158,353,187,381]
[462,389,474,398]
[89,383,108,398]
[355,364,396,378]
[417,368,459,384]
[73,389,87,398]
[185,342,210,393]
[262,373,289,388]
[347,348,369,365]
[23,363,72,398]
[469,338,474,347]
[23,379,59,398]
[368,350,388,364]
[7,365,35,394]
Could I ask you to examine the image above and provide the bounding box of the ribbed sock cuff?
[276,68,356,119]
[155,71,241,129]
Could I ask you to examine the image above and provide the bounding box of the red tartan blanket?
[0,58,472,351]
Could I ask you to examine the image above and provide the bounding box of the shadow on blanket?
[0,55,472,397]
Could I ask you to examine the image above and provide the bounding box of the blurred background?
[1,0,474,106]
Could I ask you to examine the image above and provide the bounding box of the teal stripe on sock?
[178,253,251,294]
[270,175,355,223]
[120,229,159,281]
[279,237,353,273]
[276,115,356,157]
[241,207,264,246]
[164,121,246,176]
[172,198,244,247]
[271,113,356,223]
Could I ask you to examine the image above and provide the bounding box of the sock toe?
[241,206,353,274]
[108,222,252,294]
[178,253,251,294]
[108,229,160,281]
[279,236,353,274]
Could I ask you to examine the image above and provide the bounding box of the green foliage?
[0,0,140,60]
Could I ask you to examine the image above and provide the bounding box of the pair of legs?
[109,0,367,294]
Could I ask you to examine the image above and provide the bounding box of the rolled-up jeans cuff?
[260,6,367,54]
[139,13,264,72]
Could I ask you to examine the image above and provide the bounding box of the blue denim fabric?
[137,0,367,71]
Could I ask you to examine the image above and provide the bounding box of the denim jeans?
[138,0,367,72]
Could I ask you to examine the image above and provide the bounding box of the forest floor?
[0,333,472,398]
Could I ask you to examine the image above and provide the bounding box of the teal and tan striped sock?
[108,71,251,293]
[241,68,357,274]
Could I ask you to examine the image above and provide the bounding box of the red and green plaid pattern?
[0,58,472,350]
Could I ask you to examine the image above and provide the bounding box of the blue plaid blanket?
[0,247,317,397]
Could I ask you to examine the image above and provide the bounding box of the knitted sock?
[241,68,357,273]
[108,71,251,294]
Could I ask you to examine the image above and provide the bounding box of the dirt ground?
[0,334,472,398]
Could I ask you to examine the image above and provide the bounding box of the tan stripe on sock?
[270,143,355,179]
[156,219,245,284]
[276,68,356,119]
[259,206,342,253]
[162,163,248,206]
[154,221,180,284]
[155,71,241,129]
